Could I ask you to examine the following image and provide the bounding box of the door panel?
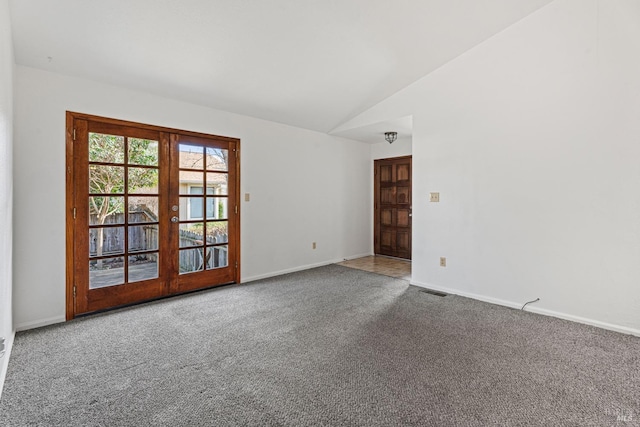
[381,208,393,226]
[374,156,412,260]
[397,164,410,181]
[396,230,411,258]
[380,229,395,250]
[397,209,410,227]
[67,113,240,318]
[397,187,410,204]
[381,187,395,204]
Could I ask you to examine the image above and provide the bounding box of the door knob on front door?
[171,216,179,223]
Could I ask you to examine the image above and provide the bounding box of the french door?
[66,112,240,318]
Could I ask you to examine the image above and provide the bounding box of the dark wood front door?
[66,112,240,318]
[374,156,412,259]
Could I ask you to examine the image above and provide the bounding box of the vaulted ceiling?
[9,0,551,136]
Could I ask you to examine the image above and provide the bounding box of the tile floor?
[337,255,411,280]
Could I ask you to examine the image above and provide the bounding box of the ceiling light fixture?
[385,132,398,144]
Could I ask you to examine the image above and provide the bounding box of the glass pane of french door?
[177,143,229,274]
[88,131,160,289]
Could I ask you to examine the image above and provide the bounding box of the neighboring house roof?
[179,170,228,187]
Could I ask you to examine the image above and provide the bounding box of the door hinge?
[73,285,77,298]
[235,261,238,269]
[235,205,238,214]
[73,128,76,141]
[73,207,77,219]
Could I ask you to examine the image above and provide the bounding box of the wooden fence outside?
[90,212,228,272]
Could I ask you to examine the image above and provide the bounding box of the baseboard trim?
[15,315,66,332]
[0,331,15,400]
[242,256,369,283]
[339,252,375,261]
[410,280,640,337]
[525,306,640,337]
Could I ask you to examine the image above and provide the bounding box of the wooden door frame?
[373,155,412,258]
[65,111,241,320]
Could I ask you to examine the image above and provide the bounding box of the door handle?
[171,216,179,223]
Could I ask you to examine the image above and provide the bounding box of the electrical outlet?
[440,257,446,267]
[244,193,250,202]
[430,192,440,202]
[312,242,317,249]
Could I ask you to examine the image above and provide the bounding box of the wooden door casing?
[374,156,412,259]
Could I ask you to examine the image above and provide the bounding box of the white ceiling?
[9,0,551,135]
[333,116,413,144]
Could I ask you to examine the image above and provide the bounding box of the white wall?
[13,66,372,329]
[0,0,14,398]
[338,0,640,335]
[371,137,412,161]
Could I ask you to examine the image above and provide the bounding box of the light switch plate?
[430,192,440,202]
[244,193,250,202]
